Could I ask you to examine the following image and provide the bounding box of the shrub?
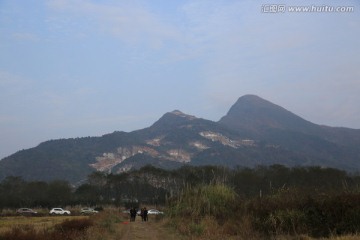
[168,184,238,221]
[55,218,93,232]
[167,184,241,237]
[91,210,122,234]
[1,225,40,240]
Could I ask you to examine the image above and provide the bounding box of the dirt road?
[118,216,184,240]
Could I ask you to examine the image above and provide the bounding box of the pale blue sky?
[0,0,359,159]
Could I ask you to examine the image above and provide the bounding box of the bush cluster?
[247,190,360,238]
[0,218,93,240]
[168,184,360,239]
[167,184,244,238]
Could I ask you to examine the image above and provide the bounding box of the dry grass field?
[0,210,182,240]
[0,215,88,234]
[1,212,360,240]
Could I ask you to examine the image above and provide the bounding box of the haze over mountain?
[1,95,360,184]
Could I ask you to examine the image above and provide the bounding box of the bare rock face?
[199,131,255,148]
[90,146,160,172]
[90,128,256,173]
[166,149,191,162]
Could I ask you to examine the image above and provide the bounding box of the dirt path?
[118,216,184,240]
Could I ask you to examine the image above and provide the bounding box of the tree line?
[1,164,360,210]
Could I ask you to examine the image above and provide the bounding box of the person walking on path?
[130,207,137,222]
[143,207,148,222]
[140,207,145,221]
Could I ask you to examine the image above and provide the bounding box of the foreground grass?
[3,199,360,239]
[0,210,124,240]
[0,215,87,234]
[167,184,360,240]
[0,210,183,240]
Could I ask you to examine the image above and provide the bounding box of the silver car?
[16,208,38,215]
[80,208,98,214]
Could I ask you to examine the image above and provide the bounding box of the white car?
[49,208,71,215]
[147,209,164,215]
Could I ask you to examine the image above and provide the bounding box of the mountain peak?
[150,110,197,130]
[236,94,264,101]
[232,94,277,110]
[169,110,197,120]
[219,94,315,135]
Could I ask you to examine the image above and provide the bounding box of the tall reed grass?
[167,184,255,238]
[167,184,360,239]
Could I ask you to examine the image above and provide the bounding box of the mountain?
[219,94,319,136]
[1,95,360,184]
[219,94,360,169]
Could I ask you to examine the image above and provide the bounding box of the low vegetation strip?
[3,165,360,239]
[0,211,121,240]
[117,216,183,240]
[0,212,181,240]
[167,184,360,239]
[0,216,87,234]
[2,204,360,239]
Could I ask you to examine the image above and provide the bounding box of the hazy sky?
[0,0,359,159]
